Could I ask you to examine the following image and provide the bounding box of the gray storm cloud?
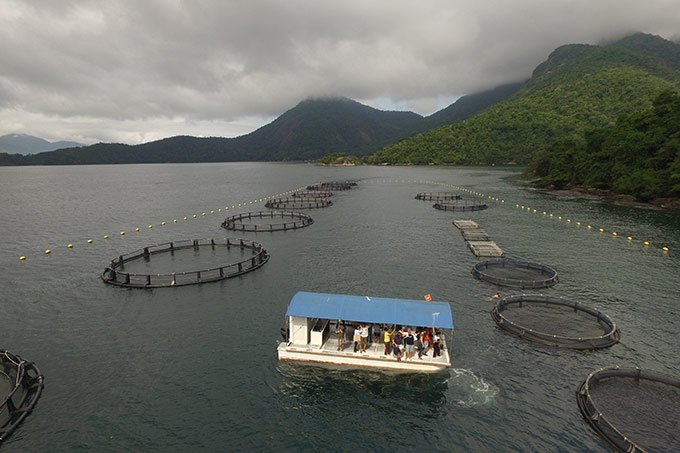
[0,0,678,144]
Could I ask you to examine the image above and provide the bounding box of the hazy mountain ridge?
[369,33,680,165]
[0,134,82,155]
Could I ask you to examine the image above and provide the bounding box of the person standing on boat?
[360,324,369,353]
[392,330,403,361]
[432,330,441,358]
[404,328,416,360]
[336,322,346,351]
[352,323,361,352]
[383,325,392,355]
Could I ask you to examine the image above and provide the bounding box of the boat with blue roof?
[277,291,454,372]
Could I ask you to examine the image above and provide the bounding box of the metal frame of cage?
[490,294,620,349]
[472,258,559,288]
[576,367,680,452]
[433,200,488,212]
[0,350,44,442]
[221,211,313,232]
[415,192,462,201]
[101,238,269,288]
[265,198,333,210]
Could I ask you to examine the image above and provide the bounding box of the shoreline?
[537,186,680,210]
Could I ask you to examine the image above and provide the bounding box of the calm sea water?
[1,163,679,452]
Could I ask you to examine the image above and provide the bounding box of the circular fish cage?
[433,200,488,212]
[415,192,462,201]
[292,190,333,198]
[490,294,620,349]
[577,367,680,452]
[265,198,333,210]
[101,238,269,288]
[472,258,559,289]
[306,181,354,191]
[0,350,44,442]
[221,211,313,232]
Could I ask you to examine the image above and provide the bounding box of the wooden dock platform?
[453,219,505,257]
[461,228,490,241]
[467,241,504,257]
[453,220,479,230]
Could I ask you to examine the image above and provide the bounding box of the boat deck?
[278,336,451,372]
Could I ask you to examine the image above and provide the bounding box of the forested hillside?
[369,34,680,165]
[525,90,680,200]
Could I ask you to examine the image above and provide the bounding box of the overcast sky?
[1,0,679,145]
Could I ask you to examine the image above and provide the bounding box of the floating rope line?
[17,185,307,262]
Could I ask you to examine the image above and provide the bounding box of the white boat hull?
[277,342,450,373]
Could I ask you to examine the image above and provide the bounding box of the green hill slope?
[525,89,680,200]
[369,34,680,165]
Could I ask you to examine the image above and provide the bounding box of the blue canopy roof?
[285,291,454,329]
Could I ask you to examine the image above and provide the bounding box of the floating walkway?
[453,220,504,258]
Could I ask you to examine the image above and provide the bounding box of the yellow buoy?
[183,216,188,220]
[104,235,109,239]
[598,228,604,233]
[67,244,73,249]
[210,210,214,214]
[192,214,197,218]
[549,214,554,218]
[662,246,669,252]
[161,221,166,226]
[135,227,140,232]
[148,224,153,229]
[643,241,651,246]
[627,236,633,241]
[120,231,125,236]
[612,232,617,237]
[558,216,562,220]
[87,239,93,244]
[587,225,592,230]
[173,219,177,223]
[576,222,581,226]
[543,211,547,215]
[201,212,206,216]
[19,255,26,261]
[566,219,571,223]
[45,249,51,255]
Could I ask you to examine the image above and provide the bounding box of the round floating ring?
[265,198,332,210]
[306,181,355,191]
[0,350,44,442]
[415,192,461,201]
[433,200,488,212]
[101,238,269,288]
[576,367,680,452]
[292,190,333,198]
[221,211,313,232]
[490,294,619,349]
[472,258,558,288]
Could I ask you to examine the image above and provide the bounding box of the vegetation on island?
[368,34,680,166]
[319,153,362,165]
[525,89,680,201]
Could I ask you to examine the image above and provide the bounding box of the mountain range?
[1,32,678,166]
[0,134,82,155]
[0,82,520,165]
